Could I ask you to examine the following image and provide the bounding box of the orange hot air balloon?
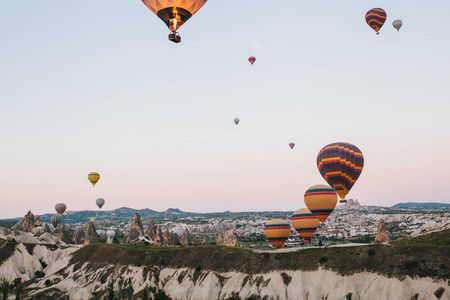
[141,0,208,43]
[55,203,67,216]
[264,219,291,249]
[304,185,337,223]
[291,208,320,243]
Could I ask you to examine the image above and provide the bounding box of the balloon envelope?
[90,217,96,223]
[393,19,402,31]
[291,208,320,243]
[106,230,116,238]
[365,8,387,34]
[96,229,106,238]
[96,198,105,209]
[142,0,208,32]
[55,203,66,216]
[248,56,256,65]
[289,142,295,149]
[234,118,239,125]
[304,185,337,223]
[264,219,291,249]
[88,172,100,187]
[316,142,364,199]
[50,215,61,228]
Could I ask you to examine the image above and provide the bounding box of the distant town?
[2,201,448,248]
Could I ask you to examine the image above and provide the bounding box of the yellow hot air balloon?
[304,185,338,223]
[264,219,291,250]
[88,172,100,187]
[291,208,320,243]
[141,0,208,43]
[90,217,96,222]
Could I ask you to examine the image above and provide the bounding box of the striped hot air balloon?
[248,56,256,65]
[304,185,337,223]
[50,215,61,228]
[316,142,364,202]
[393,19,402,31]
[264,219,291,249]
[365,8,387,35]
[55,203,67,216]
[88,172,100,187]
[291,208,320,243]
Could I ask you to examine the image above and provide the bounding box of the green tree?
[0,279,10,300]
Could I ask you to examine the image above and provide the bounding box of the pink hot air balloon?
[248,56,256,65]
[289,142,295,149]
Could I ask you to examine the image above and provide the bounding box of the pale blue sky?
[1,0,449,218]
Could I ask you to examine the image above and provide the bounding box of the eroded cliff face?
[0,243,448,300]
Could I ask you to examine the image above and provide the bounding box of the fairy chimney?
[122,213,144,243]
[374,219,389,244]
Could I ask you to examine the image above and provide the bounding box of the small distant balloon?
[96,229,106,238]
[55,203,66,216]
[392,19,402,31]
[90,217,96,223]
[248,56,256,65]
[289,142,295,149]
[50,215,61,228]
[264,219,291,250]
[234,118,240,125]
[88,172,100,187]
[365,8,387,35]
[96,198,105,209]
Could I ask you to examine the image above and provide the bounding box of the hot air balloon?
[234,118,240,125]
[304,185,337,223]
[365,8,387,35]
[264,219,291,250]
[291,208,320,243]
[289,142,295,149]
[50,215,61,228]
[55,203,67,216]
[96,229,106,238]
[248,56,256,65]
[96,198,105,209]
[316,142,364,203]
[88,172,100,187]
[393,19,402,31]
[141,0,208,43]
[90,217,96,223]
[106,230,116,238]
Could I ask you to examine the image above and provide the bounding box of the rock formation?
[43,223,51,233]
[74,228,85,245]
[122,213,144,243]
[172,232,180,245]
[163,228,172,244]
[145,220,157,241]
[34,216,41,226]
[154,226,163,243]
[58,224,75,244]
[180,228,191,246]
[375,219,389,244]
[12,211,35,232]
[217,230,240,247]
[84,221,99,245]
